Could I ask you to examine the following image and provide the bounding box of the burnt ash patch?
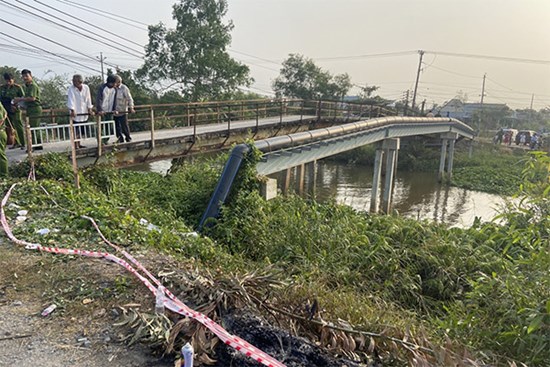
[214,312,369,367]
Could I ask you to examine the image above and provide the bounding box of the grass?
[1,151,549,366]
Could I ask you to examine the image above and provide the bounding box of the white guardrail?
[29,120,116,147]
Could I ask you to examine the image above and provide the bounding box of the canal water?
[272,161,506,228]
[130,159,506,228]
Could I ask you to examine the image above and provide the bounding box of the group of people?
[0,69,42,177]
[68,73,135,148]
[0,70,135,177]
[494,128,544,150]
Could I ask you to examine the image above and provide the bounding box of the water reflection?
[273,161,506,228]
[130,157,506,228]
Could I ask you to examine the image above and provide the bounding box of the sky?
[0,0,549,110]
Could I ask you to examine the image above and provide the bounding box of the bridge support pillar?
[438,139,448,182]
[438,132,458,182]
[370,147,384,213]
[381,138,400,214]
[307,160,318,198]
[260,177,278,200]
[283,168,292,194]
[297,164,305,194]
[447,138,456,180]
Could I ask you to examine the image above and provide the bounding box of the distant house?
[438,99,508,122]
[343,95,360,102]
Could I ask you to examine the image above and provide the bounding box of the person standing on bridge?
[67,74,94,149]
[13,69,42,150]
[0,73,24,149]
[113,75,134,143]
[0,103,9,177]
[96,75,118,144]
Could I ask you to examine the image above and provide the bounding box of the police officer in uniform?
[0,73,24,149]
[13,69,42,149]
[0,103,8,177]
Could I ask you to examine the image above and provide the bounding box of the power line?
[33,0,145,51]
[232,56,280,73]
[0,30,100,73]
[0,40,136,71]
[54,0,148,29]
[0,17,109,69]
[424,50,550,65]
[229,49,280,66]
[422,63,480,79]
[313,50,417,62]
[485,76,550,98]
[0,0,143,59]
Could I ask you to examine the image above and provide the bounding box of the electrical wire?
[33,0,145,50]
[0,18,112,69]
[229,49,281,67]
[486,76,550,98]
[424,50,550,65]
[54,0,148,29]
[313,50,417,62]
[0,30,100,73]
[422,63,480,79]
[0,0,144,59]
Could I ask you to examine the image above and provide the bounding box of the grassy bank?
[2,151,549,366]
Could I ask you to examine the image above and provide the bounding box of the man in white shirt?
[67,74,93,149]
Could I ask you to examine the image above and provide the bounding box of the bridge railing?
[29,120,116,147]
[21,99,399,154]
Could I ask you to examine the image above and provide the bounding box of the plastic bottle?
[181,343,194,367]
[41,304,57,317]
[155,285,166,315]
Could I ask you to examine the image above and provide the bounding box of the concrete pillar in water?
[297,163,305,194]
[283,168,291,194]
[307,160,318,198]
[438,139,448,182]
[381,138,400,214]
[370,147,384,213]
[447,137,456,180]
[439,132,458,181]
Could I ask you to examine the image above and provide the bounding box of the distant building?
[343,95,360,102]
[438,99,508,122]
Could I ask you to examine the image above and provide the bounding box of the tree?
[331,74,353,101]
[0,66,23,84]
[272,54,352,100]
[36,71,67,109]
[137,0,251,101]
[114,69,156,105]
[456,90,469,103]
[358,84,379,100]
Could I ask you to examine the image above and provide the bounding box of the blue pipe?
[197,144,250,232]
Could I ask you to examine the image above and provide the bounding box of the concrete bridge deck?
[7,114,317,167]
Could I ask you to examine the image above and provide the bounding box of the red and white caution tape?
[1,183,286,367]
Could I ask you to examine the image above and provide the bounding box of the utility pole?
[97,52,106,81]
[403,90,410,116]
[480,73,486,105]
[420,99,426,115]
[530,93,535,123]
[411,50,425,113]
[479,73,486,131]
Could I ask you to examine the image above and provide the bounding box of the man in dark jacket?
[96,75,117,144]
